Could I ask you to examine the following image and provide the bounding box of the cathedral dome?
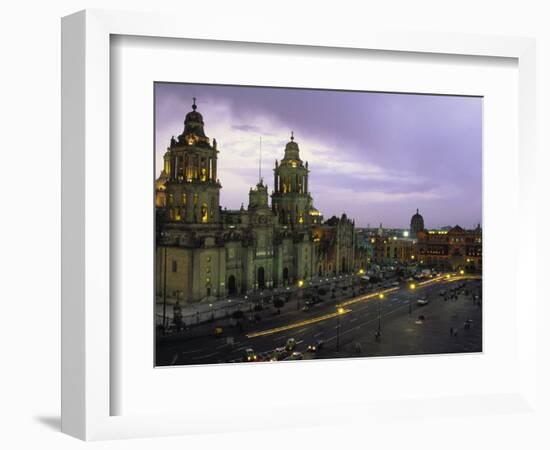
[182,98,206,138]
[283,131,301,160]
[410,208,425,238]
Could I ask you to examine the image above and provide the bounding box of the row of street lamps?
[335,281,419,351]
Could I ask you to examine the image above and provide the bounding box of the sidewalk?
[156,274,360,328]
[156,281,372,341]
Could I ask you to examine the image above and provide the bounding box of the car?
[439,290,446,296]
[301,305,310,311]
[270,347,287,361]
[286,351,303,360]
[245,348,258,362]
[285,338,297,352]
[391,281,400,287]
[307,340,324,352]
[417,298,429,306]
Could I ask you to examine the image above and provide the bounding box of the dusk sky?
[155,83,482,229]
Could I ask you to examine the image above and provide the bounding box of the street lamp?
[297,279,304,310]
[336,306,345,352]
[409,282,416,315]
[377,293,384,339]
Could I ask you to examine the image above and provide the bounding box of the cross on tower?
[291,131,294,141]
[192,97,197,110]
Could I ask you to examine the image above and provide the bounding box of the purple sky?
[155,83,482,229]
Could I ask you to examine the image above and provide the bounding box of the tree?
[232,310,244,320]
[273,298,284,314]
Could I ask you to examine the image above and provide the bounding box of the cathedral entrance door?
[283,267,289,286]
[258,267,266,291]
[227,275,237,296]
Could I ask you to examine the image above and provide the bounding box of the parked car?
[417,298,429,306]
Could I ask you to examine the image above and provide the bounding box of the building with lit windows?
[415,225,482,271]
[155,100,356,304]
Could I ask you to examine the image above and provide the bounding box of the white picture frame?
[61,9,537,441]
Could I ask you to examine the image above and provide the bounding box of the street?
[155,275,482,366]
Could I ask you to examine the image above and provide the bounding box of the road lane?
[156,275,480,365]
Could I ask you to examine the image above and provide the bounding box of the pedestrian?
[173,300,183,332]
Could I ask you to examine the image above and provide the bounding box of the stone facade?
[415,225,482,270]
[155,101,355,304]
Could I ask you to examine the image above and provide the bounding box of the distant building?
[415,224,482,271]
[410,208,425,239]
[369,235,415,265]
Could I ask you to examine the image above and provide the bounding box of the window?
[172,260,177,272]
[201,203,209,223]
[168,193,174,206]
[182,193,187,207]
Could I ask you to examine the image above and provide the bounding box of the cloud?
[154,84,481,227]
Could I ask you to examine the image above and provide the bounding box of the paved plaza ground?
[156,275,482,366]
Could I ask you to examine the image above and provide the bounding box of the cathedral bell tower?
[271,132,312,228]
[162,98,221,224]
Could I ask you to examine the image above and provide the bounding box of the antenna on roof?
[259,136,262,184]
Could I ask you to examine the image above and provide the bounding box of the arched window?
[201,203,208,223]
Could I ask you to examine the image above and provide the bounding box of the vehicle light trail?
[246,308,352,338]
[245,273,475,339]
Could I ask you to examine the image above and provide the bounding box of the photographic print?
[154,83,482,366]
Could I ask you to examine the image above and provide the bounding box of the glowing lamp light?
[460,269,465,275]
[337,307,345,315]
[379,293,385,300]
[410,283,416,290]
[298,280,304,288]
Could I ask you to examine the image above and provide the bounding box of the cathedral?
[155,99,356,304]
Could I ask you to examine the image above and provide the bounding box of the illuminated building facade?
[369,235,415,265]
[155,101,355,304]
[415,225,482,270]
